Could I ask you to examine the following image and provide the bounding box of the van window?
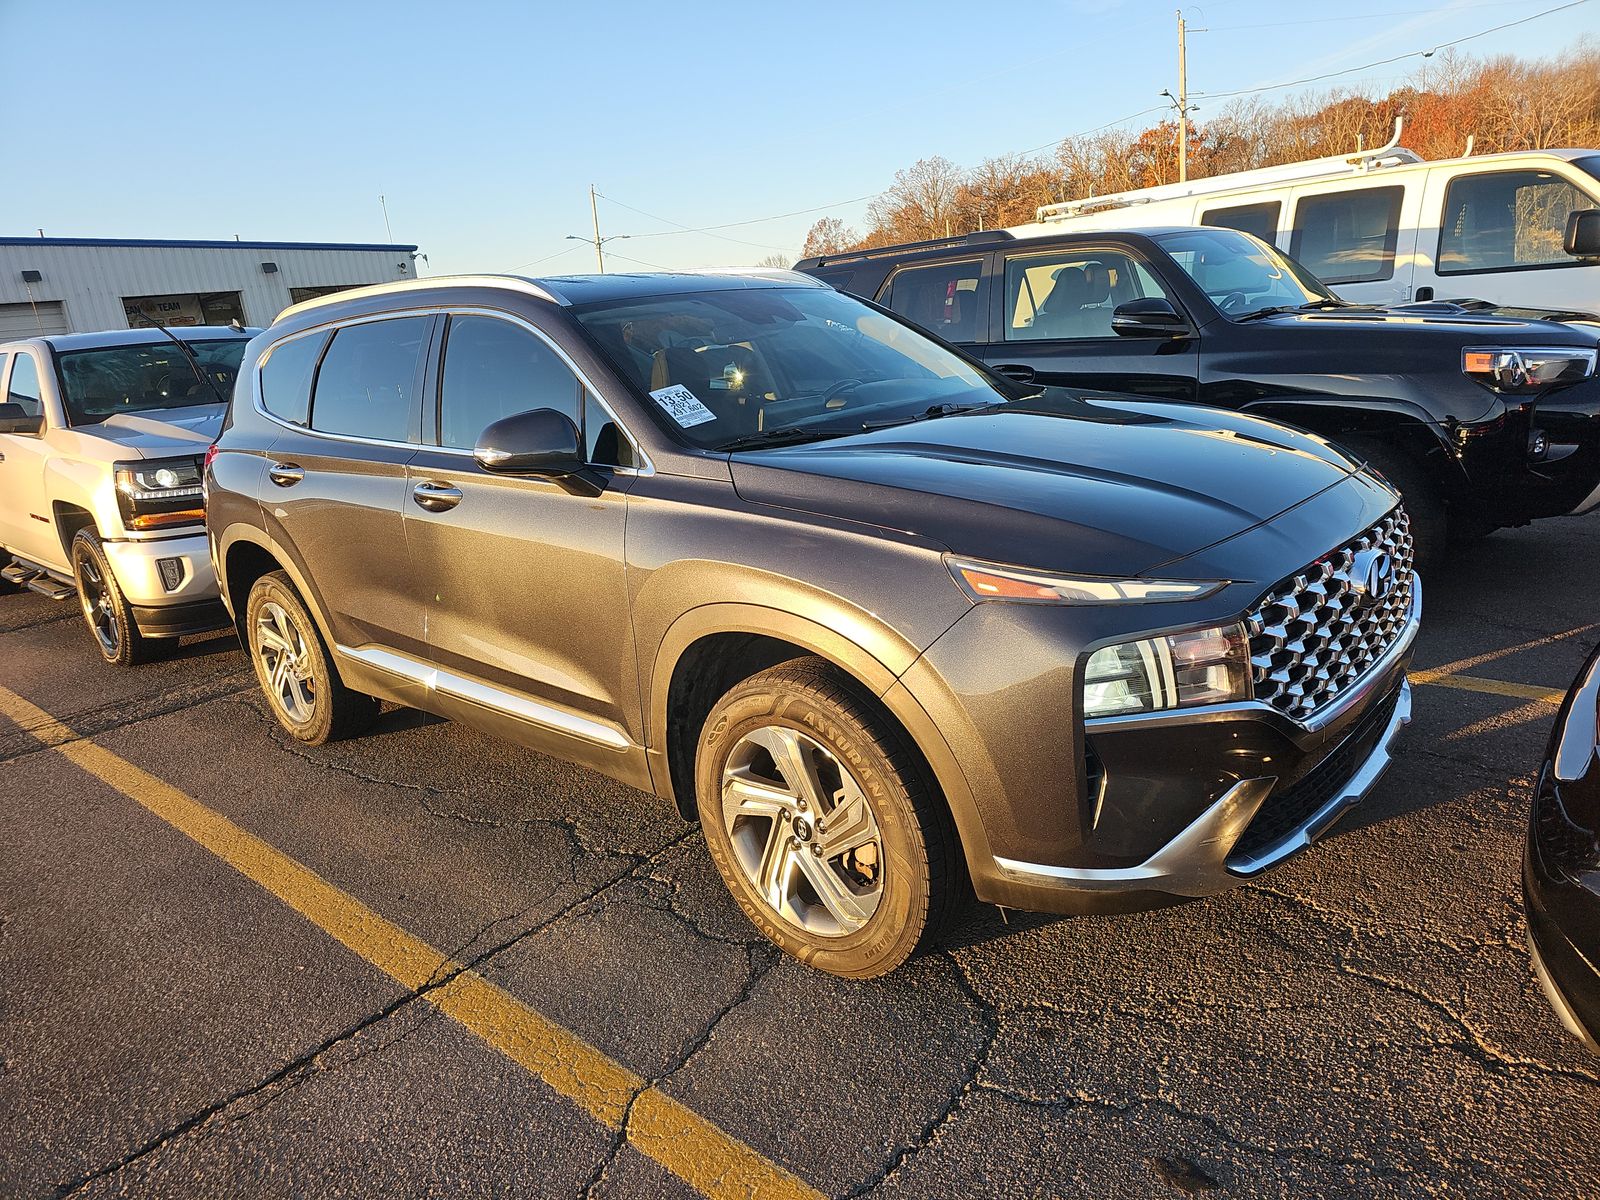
[882,260,985,342]
[1290,186,1404,284]
[1438,169,1599,274]
[1202,201,1281,245]
[438,315,582,449]
[1004,249,1169,340]
[310,316,428,442]
[258,331,327,426]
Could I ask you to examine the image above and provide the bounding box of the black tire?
[695,657,960,978]
[70,529,153,667]
[1342,436,1446,573]
[245,571,378,744]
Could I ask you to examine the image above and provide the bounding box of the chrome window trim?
[336,643,632,750]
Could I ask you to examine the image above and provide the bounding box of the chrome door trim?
[335,643,632,750]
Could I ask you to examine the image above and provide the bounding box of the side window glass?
[8,354,43,417]
[1290,186,1404,284]
[310,316,428,442]
[258,331,327,426]
[1003,250,1168,341]
[882,260,986,342]
[438,316,582,450]
[1202,201,1282,244]
[583,390,637,469]
[1439,170,1596,274]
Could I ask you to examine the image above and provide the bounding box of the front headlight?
[114,456,205,530]
[949,557,1227,604]
[1462,347,1596,394]
[1083,623,1252,718]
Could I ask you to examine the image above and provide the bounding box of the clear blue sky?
[3,0,1595,275]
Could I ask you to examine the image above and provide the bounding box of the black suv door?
[977,242,1200,401]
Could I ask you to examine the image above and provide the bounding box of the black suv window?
[258,331,327,426]
[1203,200,1281,244]
[1438,169,1598,274]
[310,317,428,442]
[881,260,985,342]
[438,316,582,449]
[1290,186,1404,284]
[1003,249,1170,340]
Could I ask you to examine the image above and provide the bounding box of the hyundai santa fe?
[207,270,1420,977]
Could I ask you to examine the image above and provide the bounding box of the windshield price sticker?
[650,384,717,428]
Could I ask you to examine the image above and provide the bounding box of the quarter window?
[1003,249,1170,341]
[882,260,985,342]
[1202,201,1282,245]
[8,353,42,416]
[1438,169,1597,274]
[309,316,428,442]
[258,332,327,426]
[1290,186,1404,284]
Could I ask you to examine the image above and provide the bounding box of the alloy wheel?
[75,553,120,657]
[720,724,885,937]
[255,600,317,724]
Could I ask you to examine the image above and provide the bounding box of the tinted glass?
[1003,249,1170,340]
[1203,201,1282,244]
[56,338,248,426]
[1290,186,1404,284]
[438,316,582,449]
[310,317,428,442]
[883,260,985,342]
[574,286,1019,452]
[1438,169,1600,274]
[258,331,326,426]
[1153,228,1335,318]
[7,354,41,417]
[582,390,637,468]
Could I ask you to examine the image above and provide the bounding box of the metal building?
[0,236,421,336]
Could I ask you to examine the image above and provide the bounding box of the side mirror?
[1565,209,1600,259]
[1111,298,1189,338]
[0,406,42,434]
[474,408,584,476]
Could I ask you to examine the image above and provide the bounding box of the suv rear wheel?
[245,571,378,744]
[695,657,958,978]
[71,529,152,667]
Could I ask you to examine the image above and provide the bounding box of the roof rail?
[795,229,1014,270]
[1035,118,1419,223]
[276,274,563,321]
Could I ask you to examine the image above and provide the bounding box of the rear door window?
[258,332,327,426]
[1202,201,1282,244]
[1438,169,1598,274]
[1003,249,1170,340]
[1290,186,1404,284]
[881,260,986,343]
[309,317,429,442]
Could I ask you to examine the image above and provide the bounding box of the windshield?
[1152,228,1337,318]
[56,338,247,427]
[573,286,1018,451]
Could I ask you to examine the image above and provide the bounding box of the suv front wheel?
[695,658,959,978]
[245,571,378,744]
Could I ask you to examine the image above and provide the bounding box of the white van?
[1013,128,1600,316]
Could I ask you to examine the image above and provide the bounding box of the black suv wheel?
[71,529,152,667]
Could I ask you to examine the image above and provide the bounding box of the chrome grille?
[1246,508,1415,720]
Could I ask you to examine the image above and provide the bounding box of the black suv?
[208,271,1417,977]
[797,227,1600,563]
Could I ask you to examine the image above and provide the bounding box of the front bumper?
[102,531,230,638]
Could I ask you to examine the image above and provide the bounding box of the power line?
[1195,0,1591,100]
[1015,105,1171,158]
[596,192,799,253]
[1204,0,1551,32]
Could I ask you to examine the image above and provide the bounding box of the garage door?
[0,301,69,339]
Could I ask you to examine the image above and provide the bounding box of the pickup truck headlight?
[114,456,205,530]
[949,557,1227,604]
[1083,624,1252,718]
[1462,347,1596,394]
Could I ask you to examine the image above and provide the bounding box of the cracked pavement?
[2,516,1599,1198]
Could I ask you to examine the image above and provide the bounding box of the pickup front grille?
[1247,507,1414,721]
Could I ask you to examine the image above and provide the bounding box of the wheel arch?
[218,526,337,650]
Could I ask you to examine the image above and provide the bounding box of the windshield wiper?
[127,310,230,406]
[859,401,999,431]
[719,425,859,452]
[1236,298,1350,322]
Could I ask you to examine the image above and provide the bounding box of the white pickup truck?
[0,326,255,665]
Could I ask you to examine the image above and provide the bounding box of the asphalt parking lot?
[2,518,1598,1199]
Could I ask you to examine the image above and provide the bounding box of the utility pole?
[590,184,605,272]
[1176,10,1189,183]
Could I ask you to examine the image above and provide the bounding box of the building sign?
[123,291,245,329]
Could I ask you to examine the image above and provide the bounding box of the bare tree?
[799,217,859,258]
[756,253,792,269]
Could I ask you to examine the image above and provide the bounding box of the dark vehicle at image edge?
[797,225,1600,563]
[207,270,1420,977]
[1526,644,1600,1052]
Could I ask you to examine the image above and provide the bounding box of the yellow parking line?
[0,685,819,1200]
[1408,669,1566,704]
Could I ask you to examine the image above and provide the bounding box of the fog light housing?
[1529,429,1550,460]
[157,557,184,592]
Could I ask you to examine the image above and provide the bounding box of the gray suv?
[207,271,1419,976]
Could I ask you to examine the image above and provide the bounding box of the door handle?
[993,363,1036,384]
[412,480,464,512]
[267,462,304,487]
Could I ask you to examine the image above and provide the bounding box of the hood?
[730,390,1360,579]
[1238,305,1600,344]
[78,404,224,456]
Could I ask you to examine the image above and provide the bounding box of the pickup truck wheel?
[1343,437,1445,573]
[70,530,152,667]
[245,571,378,744]
[695,657,958,978]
